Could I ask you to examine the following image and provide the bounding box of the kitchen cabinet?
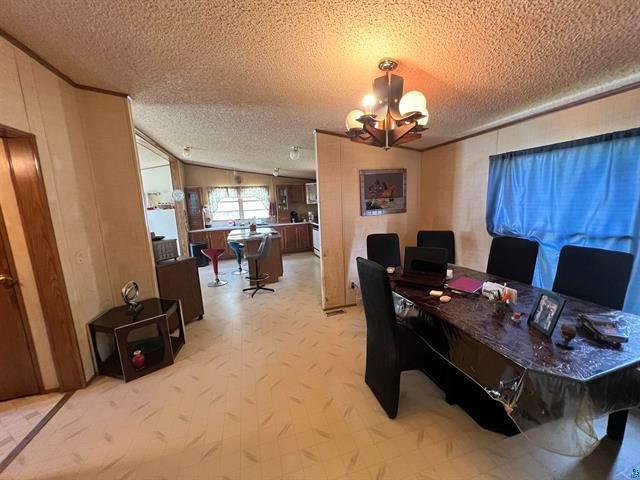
[288,184,306,204]
[305,183,318,204]
[185,187,204,230]
[273,224,312,253]
[296,223,311,250]
[188,229,234,259]
[282,227,298,252]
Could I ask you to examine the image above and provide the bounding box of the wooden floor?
[1,252,639,479]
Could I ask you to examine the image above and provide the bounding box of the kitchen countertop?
[227,228,280,241]
[189,222,314,233]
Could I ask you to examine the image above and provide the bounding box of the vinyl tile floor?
[0,393,63,466]
[1,252,639,479]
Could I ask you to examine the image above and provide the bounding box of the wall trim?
[0,28,129,98]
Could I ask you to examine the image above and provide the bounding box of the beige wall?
[420,87,640,271]
[0,36,156,385]
[315,133,422,308]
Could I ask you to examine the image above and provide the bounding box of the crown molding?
[0,28,129,98]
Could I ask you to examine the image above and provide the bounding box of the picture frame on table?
[528,290,566,337]
[360,169,407,216]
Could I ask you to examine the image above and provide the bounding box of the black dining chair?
[366,233,401,268]
[356,257,427,418]
[416,230,455,264]
[486,236,539,285]
[552,245,634,310]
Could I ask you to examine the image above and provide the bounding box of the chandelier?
[345,58,429,150]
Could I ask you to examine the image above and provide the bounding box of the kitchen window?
[208,186,270,220]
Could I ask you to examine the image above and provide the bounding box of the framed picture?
[360,169,407,216]
[528,290,566,337]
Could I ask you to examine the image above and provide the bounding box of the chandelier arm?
[387,122,419,145]
[363,123,386,148]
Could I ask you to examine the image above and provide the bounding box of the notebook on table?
[447,276,483,294]
[394,247,447,288]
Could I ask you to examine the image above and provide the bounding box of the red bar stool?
[202,248,227,287]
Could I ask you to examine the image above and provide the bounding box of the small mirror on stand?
[122,281,143,316]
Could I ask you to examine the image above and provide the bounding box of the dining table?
[391,265,640,456]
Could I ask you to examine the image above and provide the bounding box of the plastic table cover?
[392,266,640,456]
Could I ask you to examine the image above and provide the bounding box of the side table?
[89,298,185,382]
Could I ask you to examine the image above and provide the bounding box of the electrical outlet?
[351,282,356,289]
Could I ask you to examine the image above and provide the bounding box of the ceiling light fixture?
[289,146,301,161]
[183,146,192,158]
[273,168,280,177]
[345,58,429,150]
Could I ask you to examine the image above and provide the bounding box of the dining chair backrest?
[552,245,633,310]
[417,230,455,264]
[366,233,401,268]
[357,257,398,351]
[486,236,539,285]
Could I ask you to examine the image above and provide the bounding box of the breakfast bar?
[227,228,283,285]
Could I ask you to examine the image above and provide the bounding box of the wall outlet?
[351,282,356,289]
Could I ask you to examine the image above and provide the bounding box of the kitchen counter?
[190,223,313,258]
[189,222,313,234]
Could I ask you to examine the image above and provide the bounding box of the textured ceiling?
[2,1,640,178]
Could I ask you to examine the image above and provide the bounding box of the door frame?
[0,204,44,394]
[1,123,86,392]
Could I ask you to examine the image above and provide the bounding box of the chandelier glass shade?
[344,59,429,150]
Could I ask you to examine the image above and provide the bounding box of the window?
[208,186,270,220]
[486,127,640,314]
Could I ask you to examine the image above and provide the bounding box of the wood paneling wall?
[420,86,640,272]
[315,132,422,309]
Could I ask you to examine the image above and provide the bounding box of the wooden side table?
[89,298,185,382]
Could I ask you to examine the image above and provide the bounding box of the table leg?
[606,410,628,442]
[445,371,458,406]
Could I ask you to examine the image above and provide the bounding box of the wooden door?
[0,207,41,400]
[185,187,204,230]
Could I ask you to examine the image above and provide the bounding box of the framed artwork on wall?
[359,169,407,216]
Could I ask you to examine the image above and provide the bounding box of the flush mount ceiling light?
[183,146,192,158]
[345,58,429,150]
[289,146,301,161]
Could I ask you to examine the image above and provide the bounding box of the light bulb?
[183,146,192,158]
[362,94,376,113]
[399,91,427,116]
[418,109,429,126]
[273,168,280,177]
[345,109,365,130]
[290,146,301,161]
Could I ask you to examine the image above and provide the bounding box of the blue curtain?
[486,128,640,314]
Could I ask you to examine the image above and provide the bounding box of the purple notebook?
[447,276,483,294]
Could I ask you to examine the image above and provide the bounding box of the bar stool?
[243,235,274,298]
[202,248,227,287]
[227,241,248,275]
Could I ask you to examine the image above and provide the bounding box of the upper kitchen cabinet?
[305,183,317,204]
[288,184,306,204]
